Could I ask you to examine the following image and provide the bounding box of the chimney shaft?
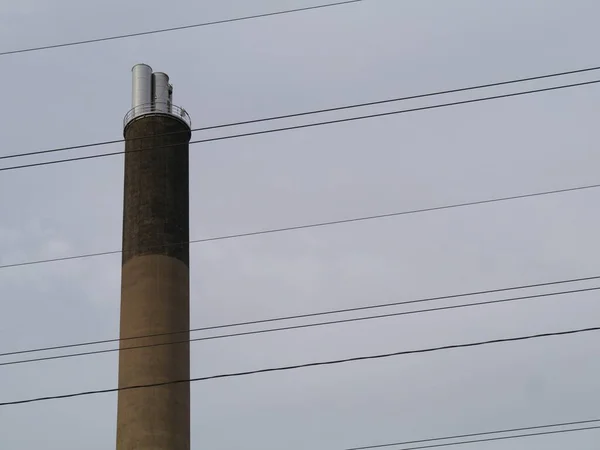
[116,64,192,450]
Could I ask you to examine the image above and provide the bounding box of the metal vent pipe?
[153,72,170,114]
[131,64,152,110]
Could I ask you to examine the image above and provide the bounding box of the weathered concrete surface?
[116,115,191,450]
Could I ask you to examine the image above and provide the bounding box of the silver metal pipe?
[152,72,170,114]
[131,64,152,110]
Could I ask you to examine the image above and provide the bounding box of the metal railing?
[123,102,191,128]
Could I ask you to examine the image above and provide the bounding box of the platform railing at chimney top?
[123,103,191,129]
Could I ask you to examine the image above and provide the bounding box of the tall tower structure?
[116,64,192,450]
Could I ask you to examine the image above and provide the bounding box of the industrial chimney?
[116,64,191,450]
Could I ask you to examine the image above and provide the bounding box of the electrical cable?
[1,325,597,406]
[3,64,600,162]
[2,77,599,361]
[346,425,600,450]
[0,1,367,57]
[1,78,599,173]
[3,274,600,359]
[2,285,599,367]
[1,180,600,272]
[345,417,600,450]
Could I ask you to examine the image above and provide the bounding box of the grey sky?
[0,0,599,448]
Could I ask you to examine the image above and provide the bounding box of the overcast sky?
[0,0,599,448]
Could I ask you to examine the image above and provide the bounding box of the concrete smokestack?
[116,64,192,450]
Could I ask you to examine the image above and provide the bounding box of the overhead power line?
[345,417,600,450]
[2,78,600,173]
[1,179,600,272]
[3,64,600,163]
[0,0,367,57]
[3,274,599,360]
[346,425,600,450]
[3,285,599,367]
[1,325,598,407]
